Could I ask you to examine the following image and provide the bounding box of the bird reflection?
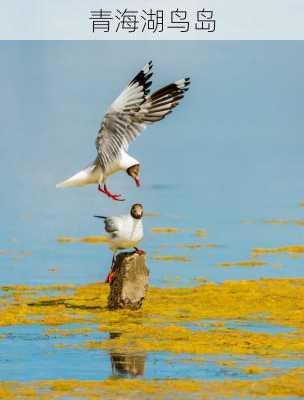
[109,332,146,377]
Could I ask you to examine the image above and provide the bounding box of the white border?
[1,0,304,40]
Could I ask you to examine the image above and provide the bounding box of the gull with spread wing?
[94,203,144,283]
[56,61,190,201]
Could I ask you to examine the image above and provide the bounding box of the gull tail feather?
[56,165,98,188]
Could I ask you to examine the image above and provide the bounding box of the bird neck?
[120,151,139,170]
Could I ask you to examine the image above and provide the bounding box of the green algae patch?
[1,279,304,358]
[0,369,303,399]
[219,259,267,267]
[153,255,191,263]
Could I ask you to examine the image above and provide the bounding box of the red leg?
[105,255,117,284]
[98,184,125,201]
[105,271,116,284]
[98,184,106,194]
[134,247,145,255]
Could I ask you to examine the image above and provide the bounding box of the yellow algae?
[263,219,289,225]
[241,365,273,375]
[194,229,207,238]
[151,227,182,233]
[178,356,206,364]
[299,201,304,208]
[0,379,201,400]
[0,284,74,296]
[57,235,110,244]
[80,235,110,244]
[1,279,304,358]
[0,369,304,399]
[262,218,304,227]
[1,279,304,331]
[45,326,93,337]
[88,325,304,357]
[252,245,304,256]
[153,255,191,263]
[57,236,78,243]
[216,360,237,368]
[178,243,206,249]
[210,321,225,328]
[219,259,267,267]
[178,243,216,250]
[193,277,208,284]
[205,243,218,248]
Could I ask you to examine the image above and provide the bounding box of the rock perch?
[107,251,149,310]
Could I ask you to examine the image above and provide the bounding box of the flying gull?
[56,61,190,201]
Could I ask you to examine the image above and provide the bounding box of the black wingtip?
[145,60,153,73]
[147,61,153,73]
[93,215,106,219]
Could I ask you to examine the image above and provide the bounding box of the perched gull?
[56,61,190,201]
[94,203,144,283]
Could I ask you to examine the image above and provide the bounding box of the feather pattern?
[95,61,190,172]
[100,214,144,251]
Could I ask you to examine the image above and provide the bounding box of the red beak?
[135,177,141,187]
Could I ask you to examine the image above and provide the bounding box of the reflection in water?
[109,332,146,377]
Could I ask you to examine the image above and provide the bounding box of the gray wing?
[95,61,153,171]
[104,217,119,234]
[95,61,190,172]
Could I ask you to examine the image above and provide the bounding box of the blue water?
[1,210,304,286]
[0,324,301,382]
[0,41,304,387]
[183,320,295,335]
[0,41,304,287]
